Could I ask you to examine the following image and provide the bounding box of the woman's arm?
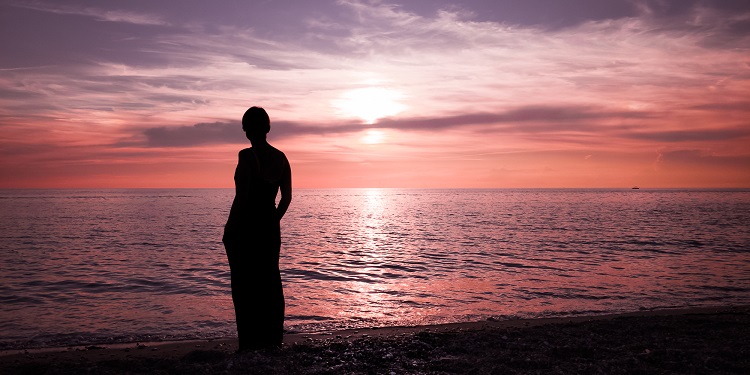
[223,151,246,242]
[276,156,292,220]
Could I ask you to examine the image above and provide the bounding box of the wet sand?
[2,305,748,374]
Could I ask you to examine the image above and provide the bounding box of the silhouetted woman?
[222,107,292,350]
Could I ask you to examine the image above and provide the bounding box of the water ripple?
[0,188,749,350]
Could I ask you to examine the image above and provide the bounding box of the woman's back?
[231,145,290,223]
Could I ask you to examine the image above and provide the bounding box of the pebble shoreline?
[2,305,748,374]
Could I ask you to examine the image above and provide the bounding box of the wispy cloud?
[628,128,750,142]
[2,0,749,187]
[11,1,168,25]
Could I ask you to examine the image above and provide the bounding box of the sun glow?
[360,130,386,145]
[333,87,406,124]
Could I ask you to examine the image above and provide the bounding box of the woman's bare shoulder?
[268,146,288,160]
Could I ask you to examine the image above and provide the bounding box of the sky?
[1,0,749,188]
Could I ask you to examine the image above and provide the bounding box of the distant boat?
[632,186,640,189]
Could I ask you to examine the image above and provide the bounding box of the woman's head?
[242,107,270,138]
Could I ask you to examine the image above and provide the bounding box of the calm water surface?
[1,188,749,350]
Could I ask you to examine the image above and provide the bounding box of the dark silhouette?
[222,107,292,351]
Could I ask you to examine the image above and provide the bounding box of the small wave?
[284,268,359,282]
[286,315,334,322]
[698,285,749,293]
[0,295,44,305]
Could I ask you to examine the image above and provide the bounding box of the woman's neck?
[250,138,269,148]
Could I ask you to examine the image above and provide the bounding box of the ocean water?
[0,188,749,350]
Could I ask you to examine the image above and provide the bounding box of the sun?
[333,87,406,124]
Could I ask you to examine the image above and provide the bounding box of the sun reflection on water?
[344,188,390,323]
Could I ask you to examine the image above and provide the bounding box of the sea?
[1,188,749,350]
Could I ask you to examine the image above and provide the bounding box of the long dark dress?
[222,147,286,350]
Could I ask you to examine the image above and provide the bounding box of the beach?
[2,305,748,374]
